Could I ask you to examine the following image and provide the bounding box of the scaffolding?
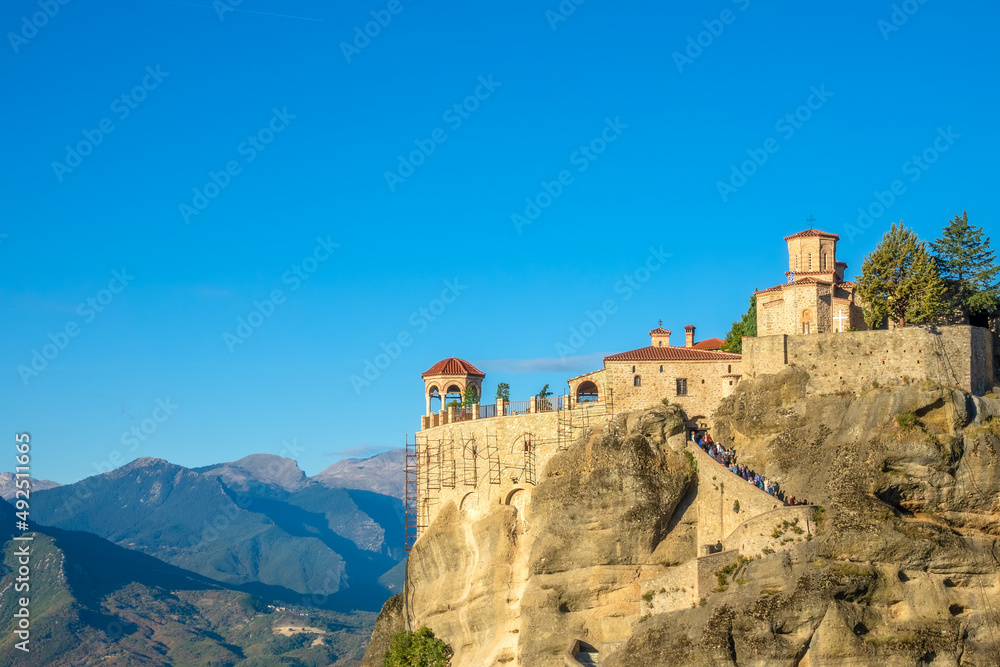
[486,433,500,485]
[404,436,418,552]
[463,437,477,486]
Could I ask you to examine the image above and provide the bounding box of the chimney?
[684,324,696,348]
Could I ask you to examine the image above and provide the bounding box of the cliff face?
[363,371,1000,666]
[380,405,693,666]
[610,369,1000,666]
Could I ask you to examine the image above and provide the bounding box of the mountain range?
[0,449,406,665]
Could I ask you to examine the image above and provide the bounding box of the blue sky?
[3,0,997,483]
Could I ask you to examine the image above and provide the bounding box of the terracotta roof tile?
[648,327,670,335]
[421,357,486,378]
[603,346,741,362]
[783,229,840,241]
[721,373,742,378]
[692,337,724,350]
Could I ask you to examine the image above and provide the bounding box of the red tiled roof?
[421,357,486,378]
[604,346,741,362]
[648,327,670,335]
[692,337,724,350]
[756,277,834,295]
[783,229,840,241]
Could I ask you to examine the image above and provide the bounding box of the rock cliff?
[364,371,1000,666]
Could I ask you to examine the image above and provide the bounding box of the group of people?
[691,432,808,506]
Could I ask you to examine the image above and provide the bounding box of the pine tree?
[857,222,947,328]
[929,211,1000,317]
[720,294,757,353]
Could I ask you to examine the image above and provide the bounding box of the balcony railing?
[479,403,497,419]
[504,400,531,415]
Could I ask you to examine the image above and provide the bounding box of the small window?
[633,375,641,387]
[659,365,663,372]
[676,378,688,396]
[727,364,732,373]
[658,341,662,346]
[632,365,635,373]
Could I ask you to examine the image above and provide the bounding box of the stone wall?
[688,444,784,552]
[603,358,741,425]
[414,404,609,540]
[640,561,697,615]
[743,325,996,396]
[721,505,815,559]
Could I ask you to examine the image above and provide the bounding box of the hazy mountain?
[31,456,405,612]
[0,471,59,499]
[195,453,309,493]
[313,450,405,499]
[0,498,376,666]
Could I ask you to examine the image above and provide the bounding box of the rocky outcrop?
[362,404,692,666]
[360,594,405,667]
[608,368,1000,666]
[364,372,1000,666]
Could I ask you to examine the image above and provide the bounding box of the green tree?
[929,211,1000,317]
[536,383,553,410]
[720,293,757,353]
[856,222,946,328]
[495,382,510,402]
[461,386,478,407]
[384,627,452,667]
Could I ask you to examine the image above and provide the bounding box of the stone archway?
[801,309,814,335]
[505,488,528,518]
[460,492,480,518]
[576,380,599,402]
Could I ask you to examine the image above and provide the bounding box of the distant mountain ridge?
[0,497,376,665]
[0,471,59,499]
[31,453,406,613]
[314,449,405,499]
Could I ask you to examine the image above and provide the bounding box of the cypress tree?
[857,222,946,328]
[929,211,1000,318]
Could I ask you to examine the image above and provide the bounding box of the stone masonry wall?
[722,505,815,559]
[688,444,784,553]
[414,404,608,539]
[603,359,741,424]
[743,326,996,396]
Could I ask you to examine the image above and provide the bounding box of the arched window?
[822,253,828,270]
[632,365,636,373]
[428,385,441,412]
[633,375,642,387]
[576,381,599,402]
[727,364,732,373]
[446,384,462,408]
[660,365,663,372]
[658,341,663,346]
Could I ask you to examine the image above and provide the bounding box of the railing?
[451,407,474,423]
[505,400,531,415]
[479,403,497,419]
[536,396,564,412]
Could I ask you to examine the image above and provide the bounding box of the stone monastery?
[406,228,997,555]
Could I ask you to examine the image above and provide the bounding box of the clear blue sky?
[3,0,997,483]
